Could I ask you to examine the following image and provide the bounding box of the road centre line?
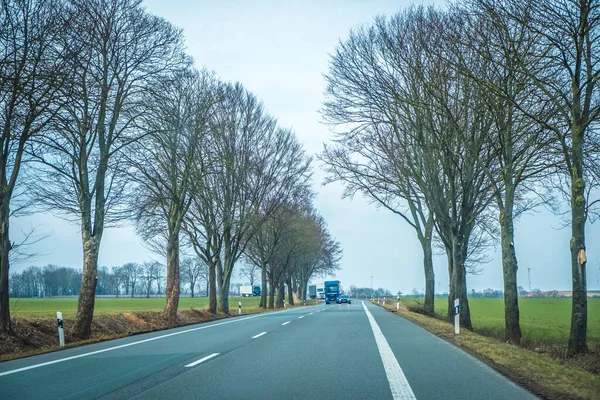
[0,306,304,378]
[298,315,304,319]
[309,312,314,315]
[252,332,267,339]
[185,353,219,368]
[362,301,416,400]
[282,321,290,326]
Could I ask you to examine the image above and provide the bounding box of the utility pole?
[371,276,373,298]
[527,268,533,292]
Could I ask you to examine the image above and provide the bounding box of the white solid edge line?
[185,353,220,368]
[282,321,290,326]
[362,301,417,400]
[0,306,304,378]
[252,331,268,339]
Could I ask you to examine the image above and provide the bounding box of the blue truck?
[324,280,341,304]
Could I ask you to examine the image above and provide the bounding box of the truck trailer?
[308,285,317,299]
[240,285,261,297]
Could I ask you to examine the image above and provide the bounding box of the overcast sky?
[11,0,600,293]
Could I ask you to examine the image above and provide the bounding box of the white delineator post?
[396,296,400,310]
[283,300,286,309]
[238,301,242,315]
[454,299,460,335]
[57,311,65,347]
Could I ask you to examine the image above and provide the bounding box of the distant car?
[337,295,351,304]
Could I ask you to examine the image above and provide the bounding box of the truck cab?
[324,280,341,304]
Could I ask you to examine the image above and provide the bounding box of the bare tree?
[120,262,142,297]
[27,0,186,338]
[0,0,67,332]
[141,261,160,297]
[293,212,342,302]
[321,8,496,325]
[180,257,206,298]
[245,203,300,309]
[128,68,215,324]
[442,3,560,343]
[184,82,311,314]
[239,262,259,287]
[471,0,600,356]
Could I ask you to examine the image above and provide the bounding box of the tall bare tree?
[321,8,496,324]
[239,262,259,287]
[128,68,215,324]
[292,212,342,302]
[141,260,159,297]
[0,0,68,332]
[470,0,600,356]
[28,0,186,337]
[184,82,310,314]
[444,3,559,343]
[181,257,207,298]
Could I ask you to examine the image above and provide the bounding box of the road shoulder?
[373,301,600,400]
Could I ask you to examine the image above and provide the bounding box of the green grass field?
[402,297,600,347]
[9,296,263,319]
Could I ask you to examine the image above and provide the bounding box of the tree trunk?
[568,127,588,356]
[453,236,471,329]
[499,192,521,344]
[217,270,232,314]
[268,277,275,309]
[421,219,435,316]
[164,230,180,326]
[0,205,11,333]
[71,236,100,339]
[276,280,285,308]
[190,283,195,298]
[446,247,454,320]
[301,278,309,302]
[259,264,267,309]
[287,278,294,305]
[209,263,217,313]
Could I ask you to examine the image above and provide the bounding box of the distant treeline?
[10,260,215,299]
[348,286,394,298]
[403,288,572,299]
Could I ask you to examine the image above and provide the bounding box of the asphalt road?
[0,301,536,399]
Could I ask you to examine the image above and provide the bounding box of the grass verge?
[375,301,600,400]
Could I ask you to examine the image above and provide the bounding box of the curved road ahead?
[0,301,535,399]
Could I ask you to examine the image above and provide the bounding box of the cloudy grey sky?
[12,0,600,293]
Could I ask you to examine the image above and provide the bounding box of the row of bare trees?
[0,0,339,339]
[244,202,342,309]
[321,0,599,356]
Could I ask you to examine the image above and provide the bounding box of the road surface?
[0,301,535,399]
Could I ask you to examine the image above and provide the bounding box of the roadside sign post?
[238,301,242,315]
[57,311,65,347]
[454,299,460,335]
